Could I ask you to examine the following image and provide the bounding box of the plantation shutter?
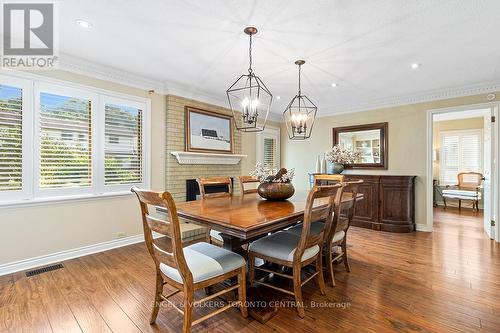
[0,84,23,191]
[263,137,277,169]
[440,130,482,185]
[39,92,92,188]
[104,103,142,185]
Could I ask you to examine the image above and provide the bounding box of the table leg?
[218,233,278,323]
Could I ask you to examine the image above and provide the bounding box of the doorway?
[426,104,499,241]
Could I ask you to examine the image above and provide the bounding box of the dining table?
[176,190,363,252]
[175,190,363,323]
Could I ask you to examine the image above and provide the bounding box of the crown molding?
[58,55,500,122]
[308,79,500,119]
[58,54,166,93]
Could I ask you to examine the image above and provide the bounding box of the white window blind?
[104,103,143,185]
[0,84,23,191]
[263,137,277,169]
[39,92,92,189]
[440,130,482,185]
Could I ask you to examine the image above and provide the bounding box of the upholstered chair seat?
[209,230,224,243]
[160,242,245,284]
[286,222,345,243]
[248,231,320,262]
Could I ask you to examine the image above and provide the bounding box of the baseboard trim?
[0,234,148,277]
[416,224,433,232]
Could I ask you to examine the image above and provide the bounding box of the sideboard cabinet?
[343,175,417,232]
[310,174,417,233]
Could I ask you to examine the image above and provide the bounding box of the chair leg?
[150,272,163,324]
[293,264,305,318]
[182,289,194,333]
[443,198,447,210]
[248,253,255,286]
[326,247,335,287]
[238,266,248,318]
[342,239,350,273]
[315,253,326,296]
[458,200,461,211]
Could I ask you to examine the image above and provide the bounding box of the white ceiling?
[58,0,500,117]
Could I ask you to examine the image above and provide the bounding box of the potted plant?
[325,145,361,174]
[250,163,295,200]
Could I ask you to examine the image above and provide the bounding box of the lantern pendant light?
[283,60,317,140]
[226,27,272,132]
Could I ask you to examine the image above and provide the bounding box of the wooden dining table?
[176,190,363,252]
[176,190,363,323]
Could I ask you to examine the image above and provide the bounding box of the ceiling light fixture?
[283,60,317,140]
[276,96,281,100]
[226,27,272,132]
[331,83,338,88]
[76,19,92,29]
[411,63,421,70]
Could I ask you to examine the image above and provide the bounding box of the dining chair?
[238,175,260,194]
[325,180,363,286]
[196,177,233,245]
[247,184,342,318]
[313,174,345,186]
[131,187,247,333]
[442,172,483,212]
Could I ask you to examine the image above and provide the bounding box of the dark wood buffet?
[310,174,417,233]
[343,175,417,232]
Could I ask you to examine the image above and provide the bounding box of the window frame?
[0,72,151,206]
[439,129,483,186]
[256,126,280,170]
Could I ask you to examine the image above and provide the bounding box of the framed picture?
[185,106,234,154]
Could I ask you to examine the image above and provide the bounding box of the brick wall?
[165,95,243,201]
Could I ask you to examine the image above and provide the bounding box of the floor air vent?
[25,263,64,277]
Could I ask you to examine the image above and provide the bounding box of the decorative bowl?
[257,182,295,201]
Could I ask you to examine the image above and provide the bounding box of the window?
[104,101,143,187]
[0,84,23,192]
[0,74,150,205]
[440,129,483,185]
[38,92,92,189]
[257,127,280,171]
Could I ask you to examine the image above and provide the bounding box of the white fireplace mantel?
[170,151,247,165]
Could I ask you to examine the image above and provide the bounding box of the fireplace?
[186,178,234,201]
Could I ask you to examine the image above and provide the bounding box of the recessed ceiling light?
[331,83,338,88]
[410,63,421,70]
[276,96,281,100]
[76,19,92,29]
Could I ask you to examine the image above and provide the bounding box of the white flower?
[325,145,361,164]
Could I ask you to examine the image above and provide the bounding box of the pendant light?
[226,27,272,132]
[283,60,317,140]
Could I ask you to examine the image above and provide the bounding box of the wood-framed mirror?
[332,122,388,169]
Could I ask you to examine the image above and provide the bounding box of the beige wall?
[281,93,500,228]
[432,117,484,179]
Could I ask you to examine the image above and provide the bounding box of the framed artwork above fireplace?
[185,106,234,154]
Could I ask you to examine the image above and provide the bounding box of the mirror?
[333,122,388,169]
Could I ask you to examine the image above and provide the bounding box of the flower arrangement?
[325,145,361,164]
[250,163,295,183]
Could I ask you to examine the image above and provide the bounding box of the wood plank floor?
[1,208,499,332]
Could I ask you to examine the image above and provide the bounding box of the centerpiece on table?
[250,163,295,201]
[325,145,361,174]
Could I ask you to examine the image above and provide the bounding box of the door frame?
[426,102,499,241]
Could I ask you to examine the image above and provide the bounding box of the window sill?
[0,191,135,209]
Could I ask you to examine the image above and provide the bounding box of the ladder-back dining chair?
[131,187,247,333]
[325,180,363,286]
[196,177,233,245]
[238,175,260,194]
[313,174,345,186]
[248,184,342,317]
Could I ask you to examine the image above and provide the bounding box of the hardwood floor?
[1,208,499,332]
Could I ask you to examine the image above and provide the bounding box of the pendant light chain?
[298,63,301,95]
[248,34,253,74]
